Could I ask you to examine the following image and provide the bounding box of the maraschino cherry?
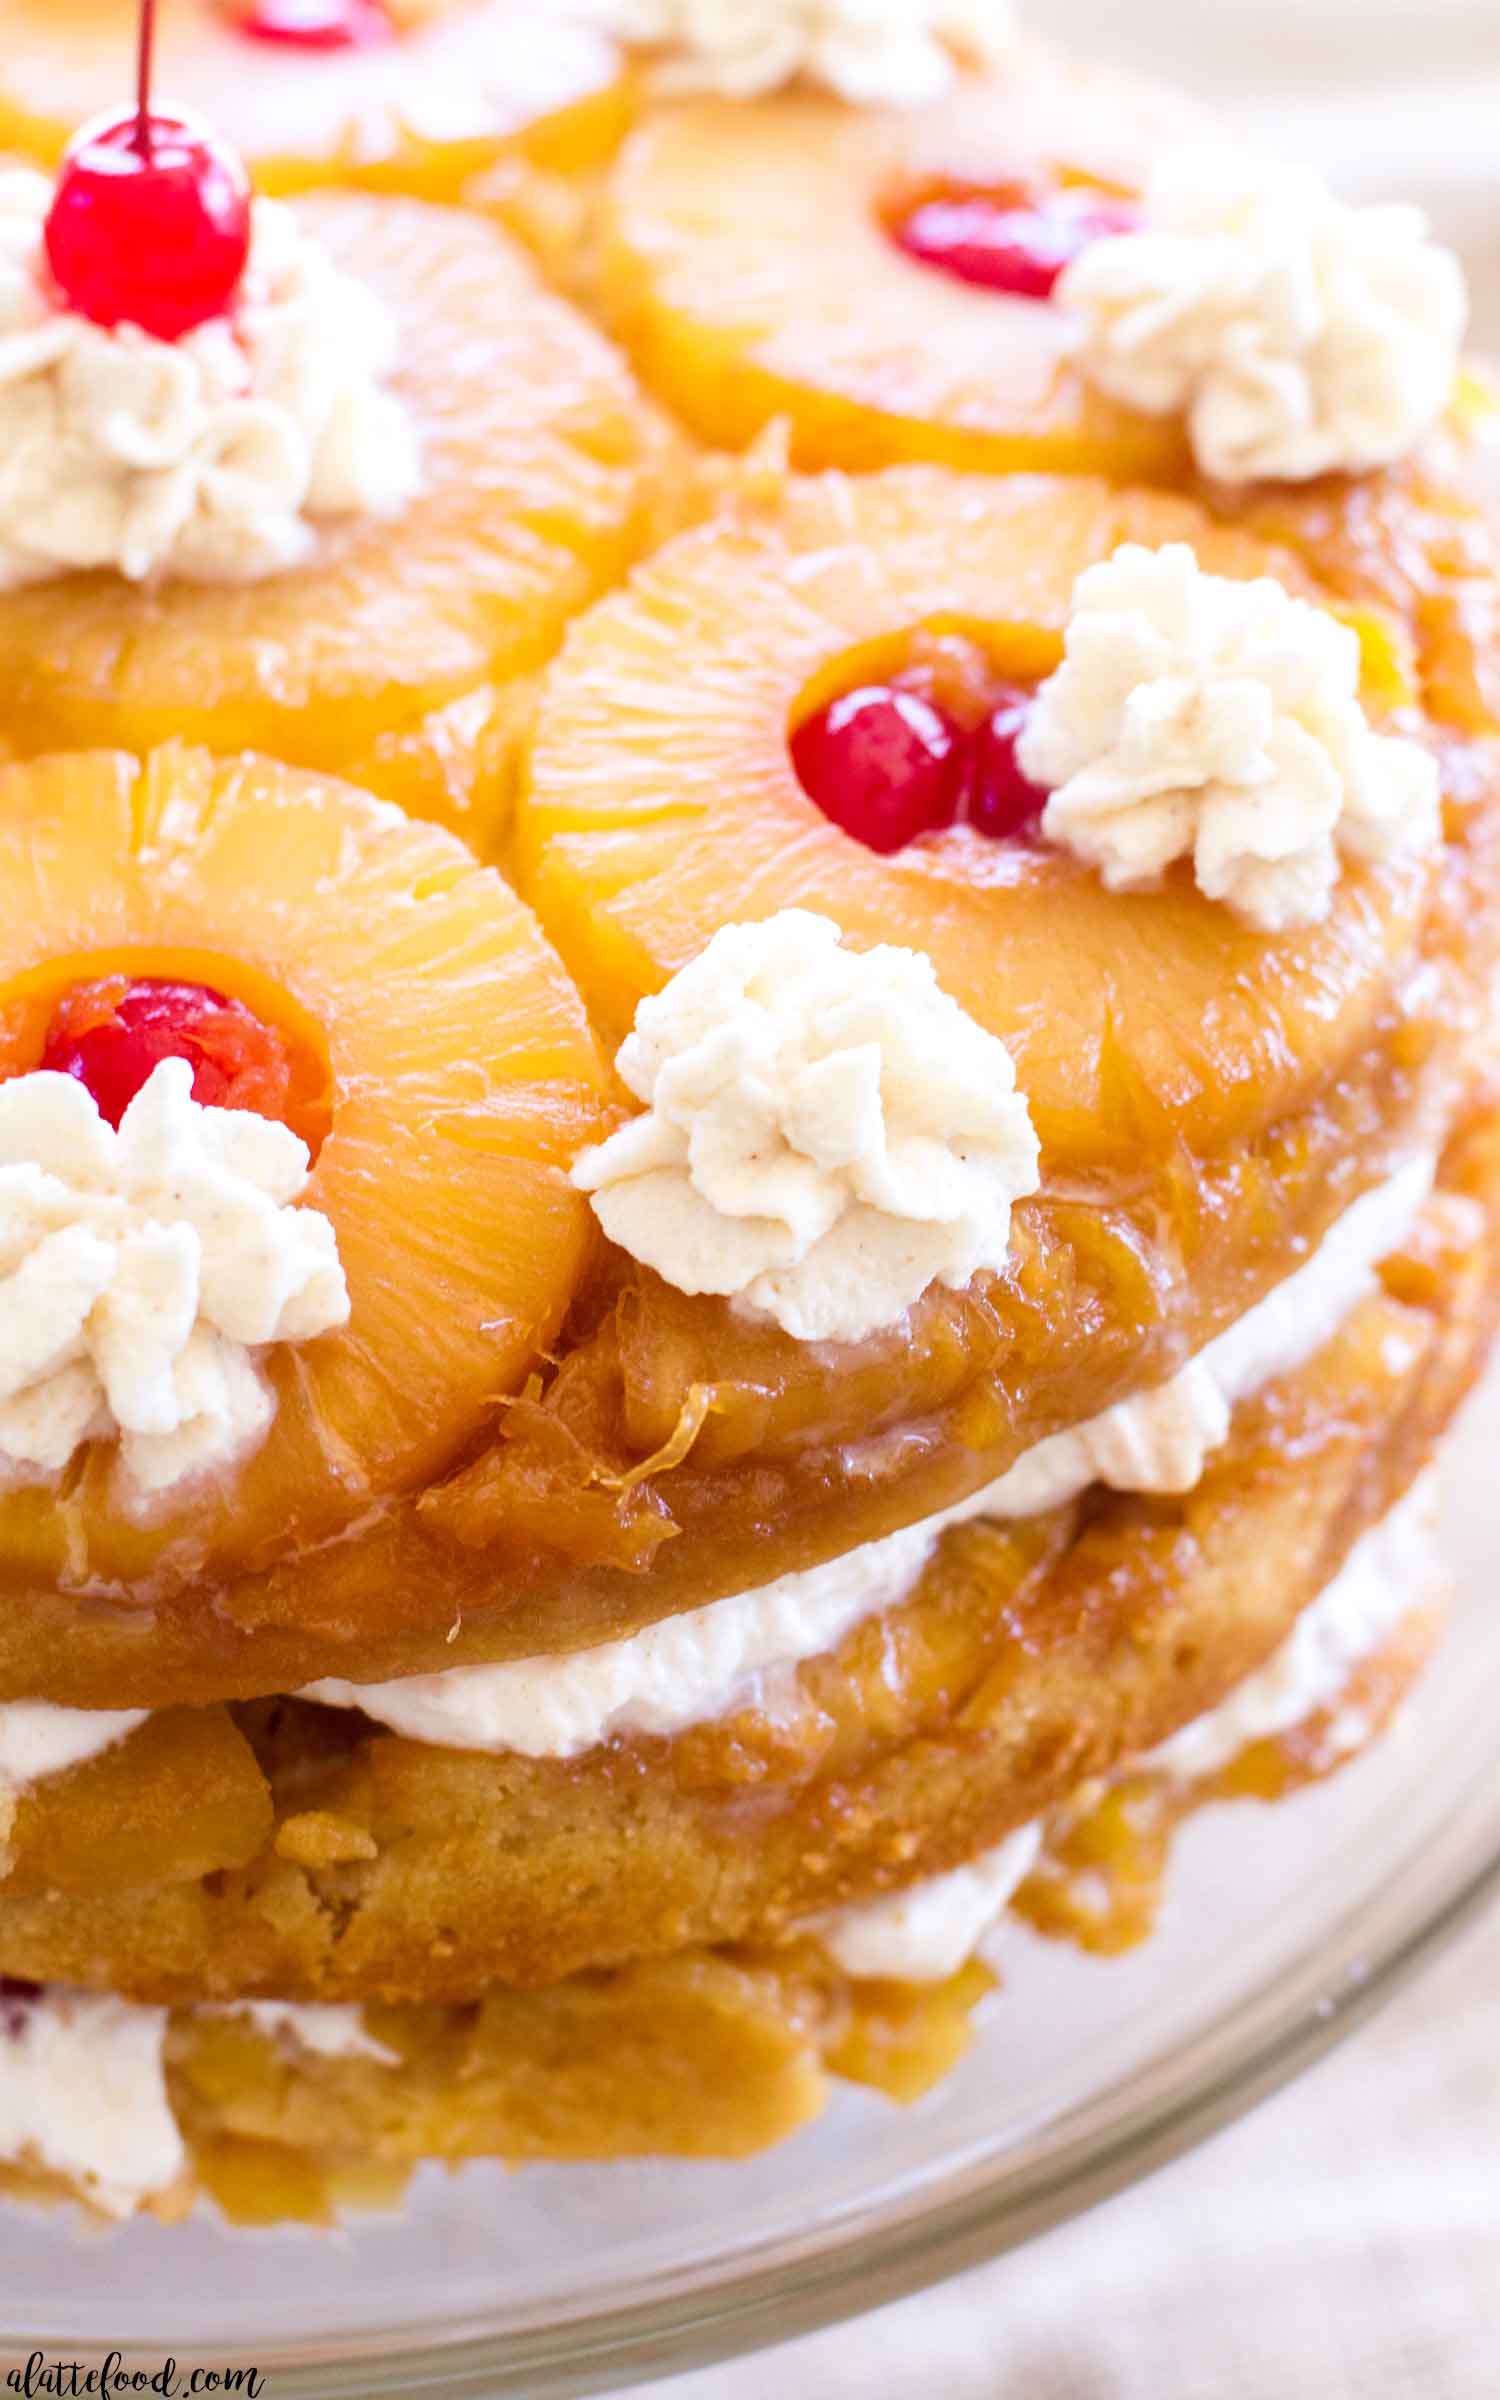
[41,977,306,1135]
[236,0,392,50]
[793,677,1050,856]
[791,685,966,855]
[894,187,1138,301]
[966,689,1051,839]
[43,0,252,342]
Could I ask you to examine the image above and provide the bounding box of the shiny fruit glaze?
[893,187,1138,300]
[236,0,393,49]
[790,685,965,854]
[40,975,310,1137]
[792,670,1048,855]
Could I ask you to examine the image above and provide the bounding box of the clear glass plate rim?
[309,1801,1500,2397]
[11,1736,1498,2400]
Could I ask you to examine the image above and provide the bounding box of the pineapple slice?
[515,466,1437,1171]
[0,194,670,855]
[0,0,632,198]
[3,1711,271,1899]
[0,744,611,1589]
[599,54,1206,480]
[598,49,1500,733]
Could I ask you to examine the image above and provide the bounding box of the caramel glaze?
[0,1117,1491,2006]
[1015,1603,1443,1957]
[0,443,1497,1699]
[0,750,1495,1708]
[1202,408,1500,744]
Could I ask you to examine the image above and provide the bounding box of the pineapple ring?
[600,50,1500,739]
[0,193,671,853]
[0,745,611,1592]
[0,1156,1486,2004]
[600,51,1204,480]
[0,0,632,197]
[0,475,1480,1710]
[515,467,1441,1169]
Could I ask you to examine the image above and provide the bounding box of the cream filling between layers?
[0,1150,1436,1793]
[0,1993,388,2217]
[814,1472,1442,1981]
[0,1480,1443,2216]
[303,1154,1434,1758]
[0,1988,185,2218]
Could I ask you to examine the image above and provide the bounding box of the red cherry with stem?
[792,685,966,855]
[965,689,1051,840]
[43,0,251,341]
[40,977,304,1134]
[894,188,1139,301]
[237,0,393,51]
[44,111,252,341]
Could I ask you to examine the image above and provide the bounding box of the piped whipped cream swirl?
[1060,152,1467,485]
[1018,543,1441,931]
[573,0,1013,102]
[0,1704,146,1796]
[0,1059,348,1505]
[573,911,1040,1344]
[0,169,421,588]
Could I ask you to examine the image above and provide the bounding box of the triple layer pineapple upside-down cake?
[0,0,1497,2227]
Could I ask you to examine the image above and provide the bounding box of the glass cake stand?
[3,1368,1499,2399]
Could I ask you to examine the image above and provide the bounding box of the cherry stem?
[134,0,157,159]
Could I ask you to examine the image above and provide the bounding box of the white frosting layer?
[305,1508,946,1754]
[574,912,1041,1345]
[0,1704,146,1797]
[1019,543,1441,932]
[209,2001,397,2064]
[1060,151,1467,484]
[1147,1470,1440,1781]
[815,1476,1440,1981]
[0,1060,349,1506]
[812,1822,1043,1981]
[307,1155,1432,1759]
[572,0,1013,101]
[0,169,421,588]
[0,1988,185,2218]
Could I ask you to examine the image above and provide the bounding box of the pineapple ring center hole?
[0,949,335,1157]
[790,622,1055,738]
[787,619,1059,856]
[882,171,1140,299]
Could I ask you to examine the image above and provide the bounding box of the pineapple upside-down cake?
[0,0,1496,2225]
